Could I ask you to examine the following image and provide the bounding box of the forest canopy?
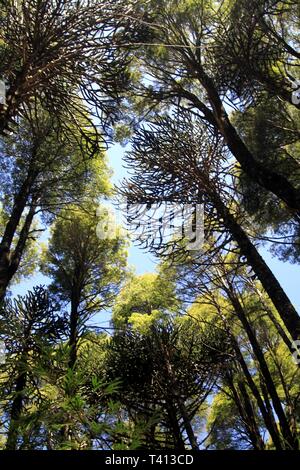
[0,0,299,451]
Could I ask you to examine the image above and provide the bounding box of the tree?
[0,0,299,452]
[1,201,128,449]
[213,0,300,107]
[123,0,300,212]
[206,385,264,450]
[0,286,64,450]
[0,110,110,301]
[0,300,135,449]
[112,271,179,329]
[106,272,230,449]
[43,203,128,370]
[176,252,300,449]
[0,0,133,137]
[119,112,300,340]
[231,95,300,263]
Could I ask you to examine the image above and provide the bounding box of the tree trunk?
[190,65,300,211]
[229,335,283,450]
[166,403,185,450]
[178,399,199,450]
[0,202,36,302]
[156,331,195,449]
[225,371,265,450]
[210,190,300,340]
[237,381,265,450]
[68,289,81,370]
[5,352,28,450]
[228,291,297,449]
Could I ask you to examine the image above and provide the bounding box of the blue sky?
[109,144,156,274]
[109,143,300,312]
[12,143,300,320]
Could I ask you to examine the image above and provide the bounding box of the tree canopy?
[0,0,299,452]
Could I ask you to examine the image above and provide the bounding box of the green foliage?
[112,271,179,329]
[206,390,253,450]
[42,202,128,311]
[232,96,300,262]
[0,0,299,452]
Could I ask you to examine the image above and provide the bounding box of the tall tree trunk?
[68,288,81,370]
[178,399,199,450]
[210,189,300,340]
[59,262,85,447]
[237,381,265,450]
[225,371,265,450]
[5,352,28,450]
[68,304,78,371]
[166,403,185,450]
[188,64,300,211]
[229,334,283,450]
[0,162,37,253]
[265,341,299,437]
[156,331,197,449]
[227,291,298,449]
[0,202,36,302]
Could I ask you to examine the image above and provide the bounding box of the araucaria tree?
[0,0,133,136]
[0,0,299,452]
[0,108,110,301]
[43,204,128,370]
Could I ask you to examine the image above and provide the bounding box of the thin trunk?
[0,202,36,302]
[68,292,80,370]
[60,274,83,445]
[211,190,300,340]
[228,292,297,449]
[144,421,157,449]
[166,403,185,450]
[190,64,300,211]
[230,335,283,450]
[60,284,82,445]
[266,343,299,437]
[226,371,264,450]
[259,375,281,443]
[156,332,194,449]
[0,164,37,254]
[178,399,199,450]
[237,381,265,450]
[5,352,28,450]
